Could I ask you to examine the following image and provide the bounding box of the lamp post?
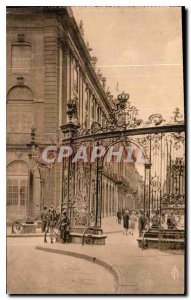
[27,127,56,213]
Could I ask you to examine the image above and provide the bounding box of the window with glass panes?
[7,178,28,206]
[7,161,28,206]
[7,179,19,205]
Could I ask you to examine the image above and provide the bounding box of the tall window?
[7,86,34,134]
[7,161,28,206]
[7,179,19,205]
[11,44,31,73]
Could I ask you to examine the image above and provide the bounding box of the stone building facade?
[7,7,143,223]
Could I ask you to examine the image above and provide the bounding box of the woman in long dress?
[129,211,137,235]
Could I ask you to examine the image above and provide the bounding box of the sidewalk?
[6,216,122,237]
[36,230,184,294]
[102,216,123,233]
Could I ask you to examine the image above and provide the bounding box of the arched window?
[7,161,28,206]
[7,86,34,133]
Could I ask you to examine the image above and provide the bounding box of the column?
[144,163,152,219]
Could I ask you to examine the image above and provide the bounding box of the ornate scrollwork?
[74,191,89,226]
[77,165,84,179]
[170,132,185,149]
[151,176,161,191]
[171,108,184,124]
[77,92,143,136]
[145,114,165,126]
[91,122,102,134]
[172,158,184,176]
[67,97,80,125]
[91,56,98,68]
[161,193,184,207]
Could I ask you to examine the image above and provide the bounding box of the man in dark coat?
[46,208,53,227]
[41,206,48,232]
[123,210,129,235]
[138,211,145,237]
[50,204,55,219]
[60,212,70,244]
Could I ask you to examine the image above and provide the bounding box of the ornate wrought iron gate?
[59,93,185,231]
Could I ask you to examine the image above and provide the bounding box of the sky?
[72,6,184,122]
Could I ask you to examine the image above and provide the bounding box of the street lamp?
[27,127,56,213]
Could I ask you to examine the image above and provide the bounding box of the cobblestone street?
[7,217,184,294]
[7,237,116,294]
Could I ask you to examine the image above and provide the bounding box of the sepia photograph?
[6,5,185,295]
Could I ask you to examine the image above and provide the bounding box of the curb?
[36,245,121,294]
[7,234,44,238]
[7,231,123,238]
[104,230,123,234]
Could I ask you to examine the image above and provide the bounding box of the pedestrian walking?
[138,210,145,237]
[47,208,54,227]
[44,208,54,243]
[123,210,129,235]
[117,209,122,224]
[129,211,137,235]
[41,206,48,232]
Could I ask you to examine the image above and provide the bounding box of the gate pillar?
[144,163,152,221]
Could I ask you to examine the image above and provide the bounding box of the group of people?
[40,205,70,243]
[161,210,184,230]
[117,208,184,238]
[117,208,145,237]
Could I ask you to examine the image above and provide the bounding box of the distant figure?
[123,210,129,235]
[121,208,125,217]
[138,211,145,237]
[60,212,70,244]
[129,211,137,235]
[46,208,53,227]
[151,210,160,229]
[167,211,176,229]
[50,204,55,218]
[179,214,184,229]
[53,207,61,225]
[44,208,54,243]
[117,209,122,224]
[161,211,168,229]
[41,206,48,232]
